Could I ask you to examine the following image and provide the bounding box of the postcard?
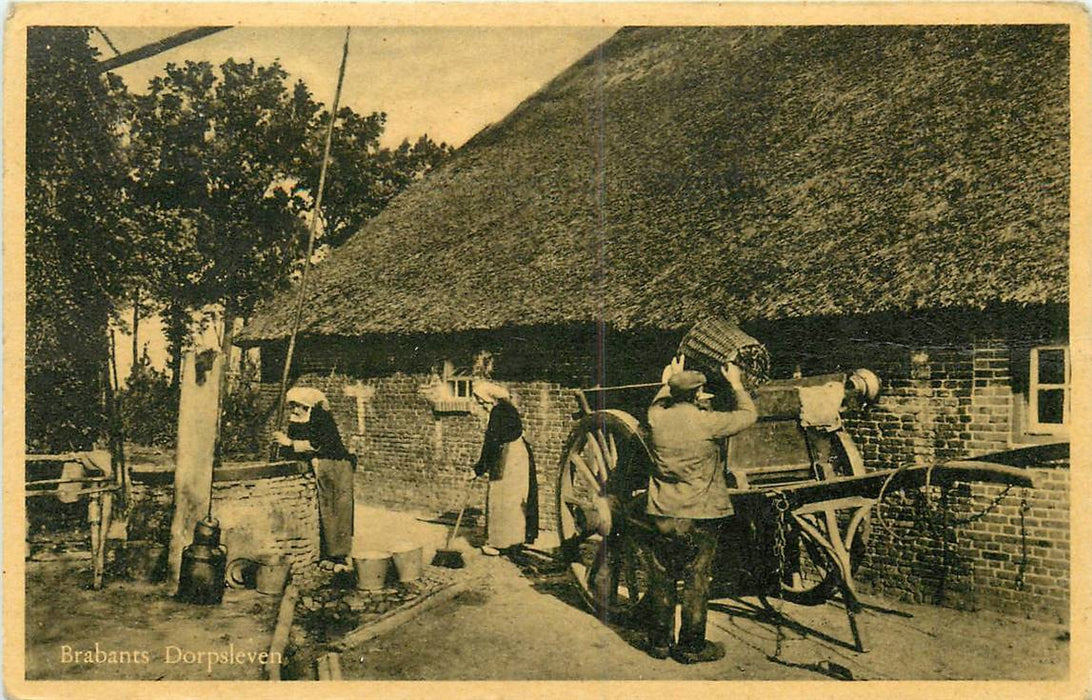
[5,3,1089,698]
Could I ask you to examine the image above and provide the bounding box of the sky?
[91,26,617,148]
[87,25,616,376]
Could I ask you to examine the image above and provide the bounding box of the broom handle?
[445,474,478,549]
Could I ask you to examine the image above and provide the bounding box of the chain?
[770,491,790,660]
[1016,489,1030,591]
[917,478,1015,531]
[948,484,1014,526]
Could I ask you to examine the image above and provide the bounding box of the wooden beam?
[736,462,1037,508]
[167,348,223,587]
[96,27,231,73]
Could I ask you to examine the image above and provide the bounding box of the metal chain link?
[917,480,1014,531]
[1016,489,1030,591]
[770,492,790,660]
[948,484,1014,526]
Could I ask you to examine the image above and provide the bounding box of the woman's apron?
[486,437,537,549]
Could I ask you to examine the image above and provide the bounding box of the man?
[644,357,757,663]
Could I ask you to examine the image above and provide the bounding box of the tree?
[127,58,454,385]
[127,59,318,388]
[26,27,131,451]
[302,110,454,248]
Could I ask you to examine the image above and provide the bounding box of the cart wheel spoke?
[556,411,651,619]
[585,431,610,483]
[606,431,619,469]
[570,453,603,492]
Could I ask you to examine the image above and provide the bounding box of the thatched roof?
[240,25,1068,343]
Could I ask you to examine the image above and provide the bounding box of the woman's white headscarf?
[471,380,510,404]
[286,387,329,422]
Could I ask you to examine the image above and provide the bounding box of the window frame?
[428,362,476,414]
[1027,345,1070,436]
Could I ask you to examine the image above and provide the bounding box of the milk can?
[177,517,227,605]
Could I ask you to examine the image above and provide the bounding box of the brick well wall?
[129,469,321,577]
[276,371,583,536]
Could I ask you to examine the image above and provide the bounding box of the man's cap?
[668,370,707,395]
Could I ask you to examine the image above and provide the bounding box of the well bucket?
[256,555,291,595]
[391,543,423,583]
[354,550,391,591]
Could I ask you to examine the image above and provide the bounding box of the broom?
[431,474,479,568]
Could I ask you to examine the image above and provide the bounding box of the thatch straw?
[239,26,1068,344]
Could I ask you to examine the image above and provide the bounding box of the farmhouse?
[238,26,1070,621]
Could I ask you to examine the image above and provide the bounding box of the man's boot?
[672,640,725,664]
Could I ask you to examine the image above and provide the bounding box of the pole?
[272,27,352,439]
[96,27,231,73]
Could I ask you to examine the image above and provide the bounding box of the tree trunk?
[164,302,189,396]
[106,328,129,508]
[131,289,140,370]
[212,306,236,469]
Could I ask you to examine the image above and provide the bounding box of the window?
[1028,346,1069,435]
[447,376,474,400]
[424,361,476,414]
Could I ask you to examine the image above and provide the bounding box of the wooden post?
[266,584,299,680]
[88,494,103,589]
[95,492,114,589]
[167,347,223,587]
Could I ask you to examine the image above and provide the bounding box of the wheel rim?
[556,415,649,617]
[777,514,838,604]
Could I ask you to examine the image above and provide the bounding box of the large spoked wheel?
[776,515,840,605]
[556,412,652,621]
[771,429,871,606]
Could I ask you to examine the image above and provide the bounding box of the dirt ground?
[24,560,280,681]
[339,551,1069,681]
[21,504,1071,683]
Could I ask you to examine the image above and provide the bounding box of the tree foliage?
[27,30,454,448]
[128,59,316,319]
[125,57,453,387]
[26,27,130,451]
[117,354,177,447]
[306,111,454,248]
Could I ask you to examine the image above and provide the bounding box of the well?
[128,460,320,577]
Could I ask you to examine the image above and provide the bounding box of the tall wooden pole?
[272,27,352,435]
[168,347,223,587]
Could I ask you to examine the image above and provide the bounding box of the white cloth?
[486,437,531,549]
[472,380,511,404]
[286,387,329,409]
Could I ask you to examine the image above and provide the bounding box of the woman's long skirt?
[314,458,354,559]
[486,438,538,549]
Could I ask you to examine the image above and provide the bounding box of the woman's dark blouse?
[281,406,350,461]
[473,400,523,479]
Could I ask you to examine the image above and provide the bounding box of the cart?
[555,371,1040,653]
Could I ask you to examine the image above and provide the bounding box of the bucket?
[390,543,423,583]
[353,550,391,591]
[226,558,258,589]
[255,556,291,595]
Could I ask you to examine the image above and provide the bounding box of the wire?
[93,27,122,57]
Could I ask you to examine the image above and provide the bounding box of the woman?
[273,387,354,570]
[470,381,539,556]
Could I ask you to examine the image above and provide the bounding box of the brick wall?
[857,464,1068,623]
[250,306,1069,620]
[270,371,582,535]
[129,468,321,577]
[807,328,1070,623]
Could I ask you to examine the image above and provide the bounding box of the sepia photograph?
[4,3,1089,695]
